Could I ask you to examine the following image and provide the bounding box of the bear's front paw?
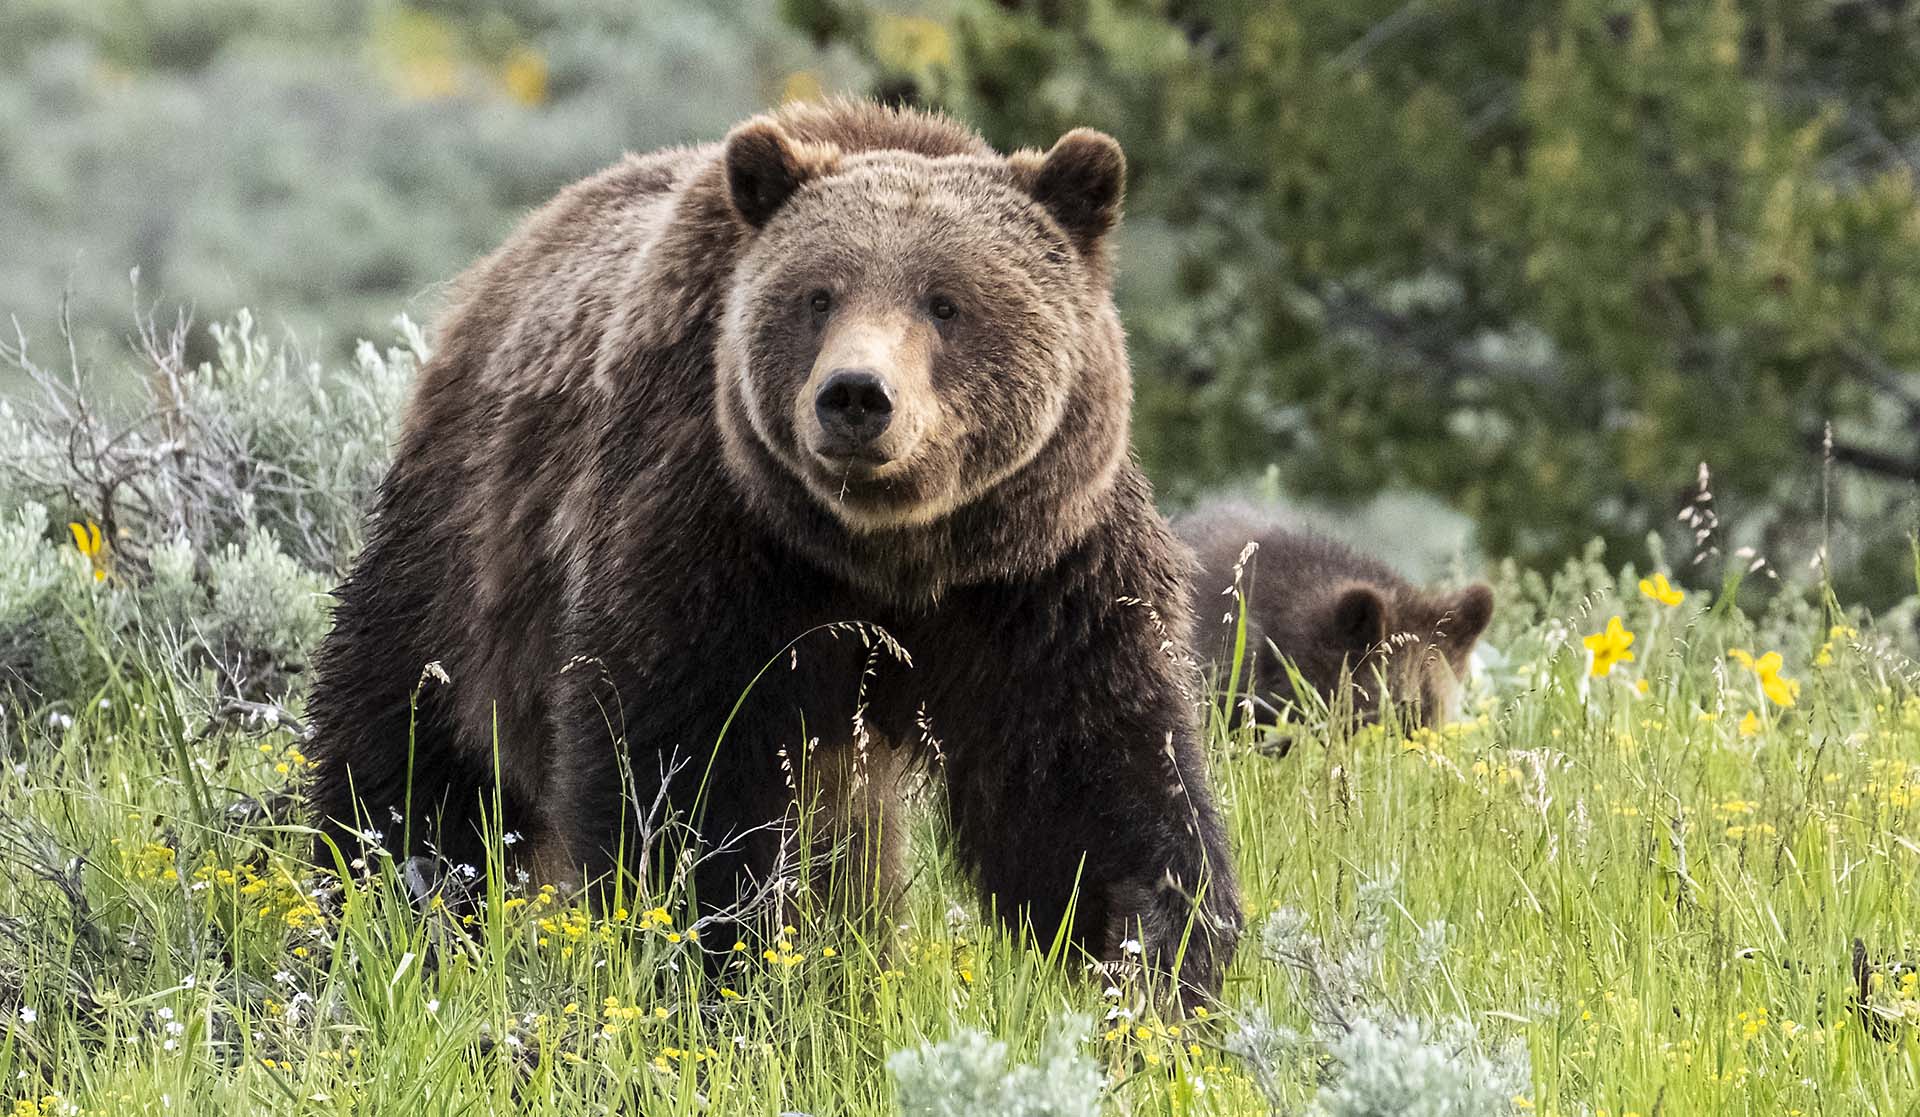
[1101,878,1241,1013]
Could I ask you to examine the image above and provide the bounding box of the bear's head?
[712,105,1133,595]
[1275,580,1495,729]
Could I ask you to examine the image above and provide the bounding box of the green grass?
[1,569,1917,1115]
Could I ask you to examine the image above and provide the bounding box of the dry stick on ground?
[193,698,311,744]
[4,308,203,563]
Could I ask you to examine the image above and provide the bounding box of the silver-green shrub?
[888,1013,1103,1117]
[0,309,415,576]
[0,502,330,712]
[0,1,851,364]
[0,312,412,716]
[1311,1017,1530,1117]
[1235,871,1534,1116]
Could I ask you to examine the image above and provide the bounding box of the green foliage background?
[7,0,1920,602]
[787,0,1920,604]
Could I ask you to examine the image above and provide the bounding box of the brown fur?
[305,99,1240,1006]
[1177,503,1494,730]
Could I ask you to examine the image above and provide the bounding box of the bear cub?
[1178,503,1494,733]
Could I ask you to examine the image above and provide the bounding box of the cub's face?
[718,122,1126,531]
[1273,581,1495,729]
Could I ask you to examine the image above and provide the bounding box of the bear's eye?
[808,289,832,315]
[928,295,958,321]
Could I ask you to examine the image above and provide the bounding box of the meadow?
[0,321,1917,1115]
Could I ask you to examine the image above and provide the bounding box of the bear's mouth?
[797,450,952,527]
[807,444,896,474]
[806,451,911,498]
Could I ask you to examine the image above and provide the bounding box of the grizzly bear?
[1178,503,1493,733]
[305,99,1240,1003]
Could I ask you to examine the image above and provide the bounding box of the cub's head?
[1186,513,1495,732]
[1307,580,1495,728]
[714,108,1130,540]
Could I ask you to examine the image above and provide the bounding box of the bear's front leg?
[540,578,896,928]
[936,600,1243,1009]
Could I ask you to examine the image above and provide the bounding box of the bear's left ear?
[1329,584,1389,657]
[1015,128,1126,255]
[724,120,839,229]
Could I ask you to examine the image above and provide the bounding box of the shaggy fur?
[1178,503,1494,730]
[305,99,1240,1004]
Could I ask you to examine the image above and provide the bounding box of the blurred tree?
[786,0,1920,603]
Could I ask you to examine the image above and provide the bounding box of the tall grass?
[0,547,1915,1115]
[1,316,1915,1113]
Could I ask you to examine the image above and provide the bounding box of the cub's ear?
[724,121,838,229]
[1440,583,1495,651]
[1016,128,1126,254]
[1329,584,1389,656]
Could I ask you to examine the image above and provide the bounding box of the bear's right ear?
[724,121,838,229]
[1329,585,1389,657]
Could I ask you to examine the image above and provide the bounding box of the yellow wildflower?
[1584,616,1636,677]
[1730,650,1798,707]
[1638,572,1684,607]
[68,520,109,582]
[1752,652,1799,707]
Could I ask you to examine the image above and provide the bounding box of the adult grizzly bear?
[306,100,1241,1002]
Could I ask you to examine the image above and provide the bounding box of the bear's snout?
[795,312,935,483]
[813,368,895,457]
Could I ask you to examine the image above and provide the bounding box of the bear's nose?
[814,368,895,450]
